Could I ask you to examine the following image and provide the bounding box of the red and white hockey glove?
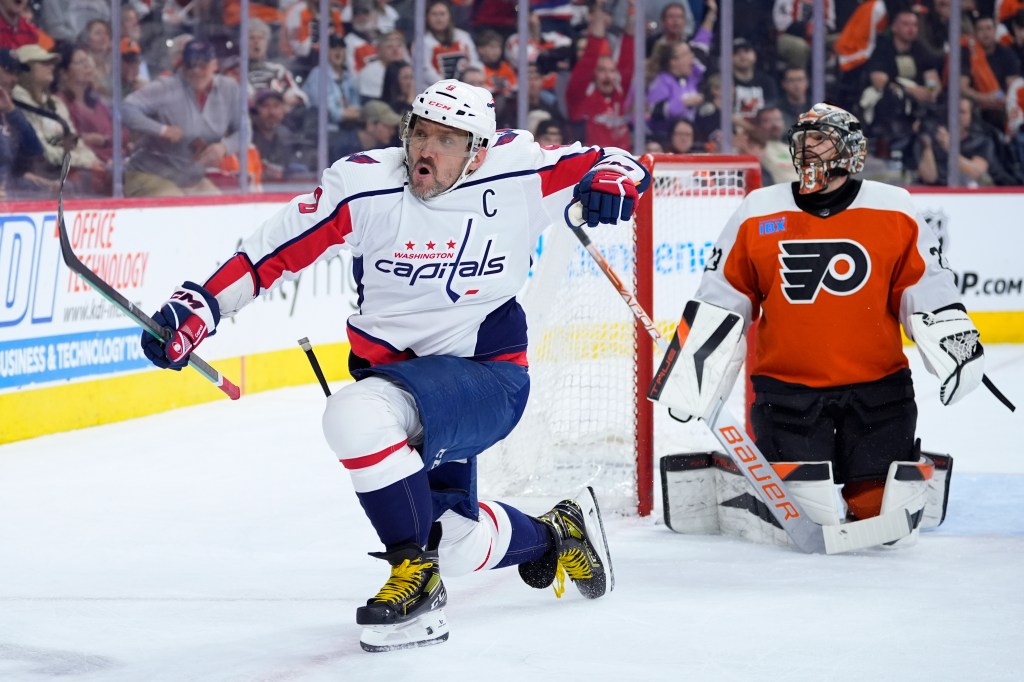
[141,281,221,371]
[573,169,643,227]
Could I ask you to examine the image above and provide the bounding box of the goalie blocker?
[661,448,952,549]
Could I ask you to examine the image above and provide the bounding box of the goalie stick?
[56,155,241,400]
[563,202,913,554]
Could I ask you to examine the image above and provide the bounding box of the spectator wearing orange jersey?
[476,29,516,99]
[283,0,344,62]
[421,0,481,83]
[344,0,384,79]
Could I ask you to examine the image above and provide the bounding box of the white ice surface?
[1,346,1022,681]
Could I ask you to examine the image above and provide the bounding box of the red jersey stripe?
[340,438,410,470]
[257,204,354,288]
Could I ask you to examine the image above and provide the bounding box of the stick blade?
[822,509,914,554]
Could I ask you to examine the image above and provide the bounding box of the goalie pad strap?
[649,300,744,421]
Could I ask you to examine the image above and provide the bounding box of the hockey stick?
[563,202,912,554]
[56,155,241,400]
[297,337,332,397]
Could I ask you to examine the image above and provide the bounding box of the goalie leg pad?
[662,455,838,546]
[649,300,745,421]
[921,452,953,529]
[878,458,933,547]
[661,454,720,534]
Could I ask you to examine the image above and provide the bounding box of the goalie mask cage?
[478,154,762,516]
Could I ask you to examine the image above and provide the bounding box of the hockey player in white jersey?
[140,79,650,651]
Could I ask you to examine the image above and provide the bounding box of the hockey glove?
[648,300,745,422]
[141,281,221,371]
[573,169,642,227]
[909,307,984,406]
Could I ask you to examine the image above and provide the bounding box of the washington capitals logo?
[493,130,518,147]
[778,239,870,303]
[345,152,379,164]
[374,218,507,301]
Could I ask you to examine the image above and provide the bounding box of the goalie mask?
[402,79,497,197]
[788,103,867,194]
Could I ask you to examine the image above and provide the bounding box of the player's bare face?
[407,119,473,199]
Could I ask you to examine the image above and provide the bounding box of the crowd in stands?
[1,0,1023,200]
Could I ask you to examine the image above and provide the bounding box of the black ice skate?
[356,543,449,652]
[518,486,614,599]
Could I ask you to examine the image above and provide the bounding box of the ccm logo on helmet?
[779,239,870,303]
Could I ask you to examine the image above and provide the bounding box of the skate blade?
[577,486,615,596]
[359,609,449,653]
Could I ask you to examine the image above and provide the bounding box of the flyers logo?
[778,239,870,303]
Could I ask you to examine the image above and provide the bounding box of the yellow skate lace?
[550,547,593,599]
[372,559,432,603]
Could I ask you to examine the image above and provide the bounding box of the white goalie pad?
[648,300,745,422]
[662,454,952,550]
[661,455,839,547]
[909,308,984,406]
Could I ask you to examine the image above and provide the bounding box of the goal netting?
[478,154,762,516]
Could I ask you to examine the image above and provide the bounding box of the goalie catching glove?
[909,306,984,406]
[648,300,745,422]
[141,281,221,370]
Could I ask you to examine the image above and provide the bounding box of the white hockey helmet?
[787,102,867,194]
[402,79,497,194]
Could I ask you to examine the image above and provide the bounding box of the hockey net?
[478,154,762,516]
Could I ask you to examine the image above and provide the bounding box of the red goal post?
[633,154,762,515]
[477,154,762,518]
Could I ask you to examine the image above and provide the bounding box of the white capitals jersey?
[203,130,648,367]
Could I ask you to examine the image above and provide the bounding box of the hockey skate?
[518,486,614,599]
[356,544,449,652]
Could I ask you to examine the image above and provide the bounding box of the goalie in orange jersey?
[652,103,984,537]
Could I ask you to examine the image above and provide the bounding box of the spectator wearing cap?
[11,43,107,194]
[302,32,362,158]
[121,38,248,197]
[0,46,50,198]
[353,99,400,153]
[357,30,409,101]
[247,18,308,113]
[120,37,145,95]
[534,118,564,146]
[731,37,778,124]
[119,4,152,85]
[251,89,314,183]
[57,44,117,164]
[0,0,40,49]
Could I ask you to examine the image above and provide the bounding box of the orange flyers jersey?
[694,181,962,388]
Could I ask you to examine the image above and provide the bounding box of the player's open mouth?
[415,163,434,177]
